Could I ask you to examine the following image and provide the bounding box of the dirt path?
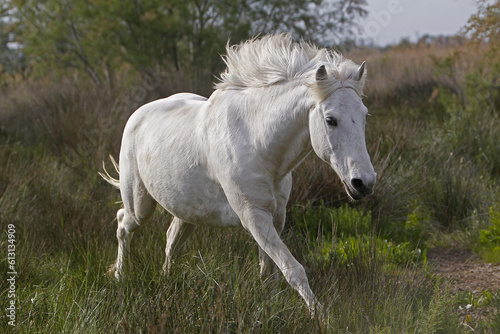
[427,248,500,294]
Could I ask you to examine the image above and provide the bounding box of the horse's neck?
[248,82,314,178]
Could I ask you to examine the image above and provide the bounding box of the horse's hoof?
[309,301,324,320]
[107,263,118,279]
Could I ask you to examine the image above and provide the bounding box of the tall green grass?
[0,206,475,333]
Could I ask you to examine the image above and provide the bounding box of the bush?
[290,204,425,268]
[479,207,500,245]
[290,203,372,241]
[476,207,500,263]
[319,235,424,266]
[380,202,431,248]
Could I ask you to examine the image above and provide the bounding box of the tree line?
[2,0,498,85]
[0,0,368,83]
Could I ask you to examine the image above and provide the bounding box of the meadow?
[1,38,500,332]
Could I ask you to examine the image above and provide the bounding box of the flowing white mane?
[215,34,366,99]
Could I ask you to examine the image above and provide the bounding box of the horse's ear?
[355,61,366,81]
[316,65,328,81]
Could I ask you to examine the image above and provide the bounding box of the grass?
[0,210,472,333]
[1,39,500,332]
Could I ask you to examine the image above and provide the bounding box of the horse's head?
[309,62,376,200]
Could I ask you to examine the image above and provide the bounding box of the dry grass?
[347,40,485,101]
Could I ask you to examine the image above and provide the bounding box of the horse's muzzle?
[343,175,376,200]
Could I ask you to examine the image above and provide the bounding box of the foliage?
[318,235,424,266]
[380,202,431,247]
[479,207,500,246]
[0,18,22,74]
[290,204,425,268]
[457,289,500,310]
[6,0,244,82]
[476,207,500,263]
[456,289,500,331]
[433,68,500,178]
[248,0,368,46]
[2,0,367,82]
[463,0,500,67]
[291,203,372,241]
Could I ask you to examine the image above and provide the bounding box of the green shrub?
[318,235,424,266]
[479,207,500,245]
[290,204,425,267]
[380,202,431,247]
[290,203,372,241]
[476,207,500,263]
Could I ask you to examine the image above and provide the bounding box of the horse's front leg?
[257,202,285,282]
[241,206,321,316]
[258,174,292,283]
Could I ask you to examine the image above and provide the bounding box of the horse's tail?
[99,155,120,189]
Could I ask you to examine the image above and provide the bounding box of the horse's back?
[120,92,207,173]
[121,93,207,149]
[120,92,208,174]
[124,93,207,131]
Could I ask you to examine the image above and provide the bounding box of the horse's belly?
[153,178,241,228]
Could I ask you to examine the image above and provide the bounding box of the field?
[1,39,500,332]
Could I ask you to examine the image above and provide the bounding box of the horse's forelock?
[310,60,367,103]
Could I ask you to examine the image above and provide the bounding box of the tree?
[463,0,500,65]
[0,4,23,74]
[247,0,367,46]
[3,0,367,82]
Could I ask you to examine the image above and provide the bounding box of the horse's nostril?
[351,178,365,193]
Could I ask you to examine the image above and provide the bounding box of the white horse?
[101,34,376,315]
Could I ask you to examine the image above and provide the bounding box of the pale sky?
[358,0,479,45]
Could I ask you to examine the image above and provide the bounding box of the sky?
[357,0,479,45]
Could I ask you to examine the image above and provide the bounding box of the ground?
[428,248,500,325]
[428,248,500,294]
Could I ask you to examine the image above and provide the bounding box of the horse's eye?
[325,117,338,127]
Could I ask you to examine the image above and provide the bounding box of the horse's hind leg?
[162,217,196,274]
[109,208,139,279]
[109,180,157,279]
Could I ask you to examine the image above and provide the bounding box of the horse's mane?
[215,34,366,99]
